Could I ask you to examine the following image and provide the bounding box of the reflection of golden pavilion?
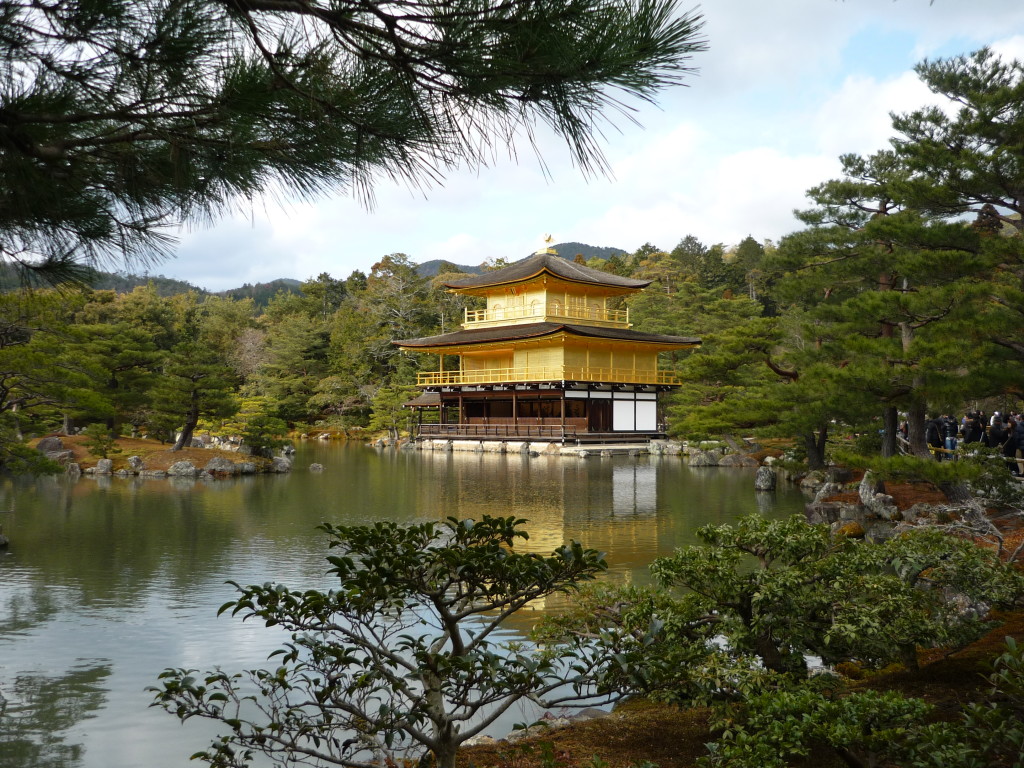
[395,247,701,443]
[409,450,664,623]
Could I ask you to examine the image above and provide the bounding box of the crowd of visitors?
[907,411,1024,475]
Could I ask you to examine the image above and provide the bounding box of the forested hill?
[0,264,207,296]
[0,263,305,308]
[219,279,303,305]
[85,272,305,305]
[416,242,626,276]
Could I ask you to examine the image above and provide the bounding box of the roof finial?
[535,234,558,256]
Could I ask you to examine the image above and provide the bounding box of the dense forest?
[1,49,1023,473]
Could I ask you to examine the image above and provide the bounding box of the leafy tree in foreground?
[0,0,706,281]
[151,516,612,768]
[701,637,1024,768]
[543,516,1024,703]
[651,516,1022,674]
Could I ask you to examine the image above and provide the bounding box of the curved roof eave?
[394,322,701,350]
[442,252,650,291]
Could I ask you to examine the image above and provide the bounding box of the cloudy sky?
[154,1,1024,291]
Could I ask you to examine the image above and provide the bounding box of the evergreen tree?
[0,291,109,435]
[299,273,347,322]
[891,48,1024,376]
[252,312,330,423]
[771,159,995,459]
[0,0,706,280]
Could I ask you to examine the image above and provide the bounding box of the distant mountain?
[416,242,627,277]
[0,241,627,299]
[0,263,209,296]
[416,260,486,278]
[552,242,629,262]
[86,271,207,296]
[219,278,303,307]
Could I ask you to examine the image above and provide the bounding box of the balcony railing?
[418,423,579,439]
[416,365,679,386]
[463,305,629,326]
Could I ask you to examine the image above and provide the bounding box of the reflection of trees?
[0,583,61,636]
[0,662,111,768]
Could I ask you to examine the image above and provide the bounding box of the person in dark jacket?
[963,413,984,444]
[925,416,943,459]
[988,416,1006,450]
[1000,416,1018,475]
[1012,416,1024,476]
[940,414,959,460]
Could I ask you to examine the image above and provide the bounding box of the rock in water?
[754,466,777,491]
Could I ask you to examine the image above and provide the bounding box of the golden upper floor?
[441,252,649,331]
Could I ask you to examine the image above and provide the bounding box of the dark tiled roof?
[441,252,650,290]
[404,391,441,407]
[394,322,700,349]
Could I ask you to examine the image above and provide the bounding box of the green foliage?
[1,0,707,281]
[150,517,611,768]
[550,516,1024,708]
[80,424,122,459]
[240,415,289,458]
[206,396,291,455]
[702,637,1024,768]
[367,383,420,440]
[536,582,773,705]
[652,516,1022,675]
[0,414,60,474]
[149,340,238,450]
[701,683,930,768]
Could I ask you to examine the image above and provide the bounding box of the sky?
[151,1,1024,291]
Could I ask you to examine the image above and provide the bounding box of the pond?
[0,443,808,768]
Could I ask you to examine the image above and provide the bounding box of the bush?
[81,424,122,459]
[151,517,615,768]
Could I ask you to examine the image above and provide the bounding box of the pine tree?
[150,340,238,450]
[0,0,706,280]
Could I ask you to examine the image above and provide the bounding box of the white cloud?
[811,71,933,158]
[151,5,1024,290]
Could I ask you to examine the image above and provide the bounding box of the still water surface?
[0,443,807,768]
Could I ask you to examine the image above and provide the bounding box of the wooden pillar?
[560,393,566,439]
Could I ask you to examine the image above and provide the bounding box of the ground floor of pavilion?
[406,382,675,443]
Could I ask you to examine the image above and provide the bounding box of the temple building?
[394,246,700,443]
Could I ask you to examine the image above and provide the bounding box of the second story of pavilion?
[441,249,649,329]
[394,249,701,389]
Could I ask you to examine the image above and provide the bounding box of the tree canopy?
[0,0,706,281]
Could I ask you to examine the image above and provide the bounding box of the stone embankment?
[34,436,293,479]
[370,437,795,491]
[376,437,773,460]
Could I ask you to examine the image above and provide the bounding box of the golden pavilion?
[394,246,701,443]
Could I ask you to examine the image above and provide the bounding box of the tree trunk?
[804,423,829,470]
[833,745,870,768]
[906,399,930,458]
[881,406,898,457]
[899,643,919,671]
[435,743,458,768]
[173,402,199,451]
[753,633,807,677]
[938,480,973,504]
[172,420,196,451]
